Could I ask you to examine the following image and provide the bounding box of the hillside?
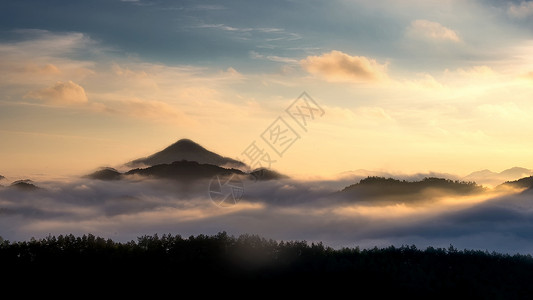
[125,160,245,181]
[340,176,485,202]
[127,139,245,168]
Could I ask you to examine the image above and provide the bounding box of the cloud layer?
[1,176,532,255]
[300,50,388,83]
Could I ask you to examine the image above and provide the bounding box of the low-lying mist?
[0,175,531,254]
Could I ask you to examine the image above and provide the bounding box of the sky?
[1,0,533,179]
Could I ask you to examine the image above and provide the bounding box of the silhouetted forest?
[501,175,533,190]
[1,232,532,296]
[341,177,485,203]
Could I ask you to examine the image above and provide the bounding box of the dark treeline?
[1,232,533,296]
[341,177,485,201]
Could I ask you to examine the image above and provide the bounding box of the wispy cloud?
[193,23,301,42]
[250,51,299,64]
[196,23,252,32]
[406,19,460,43]
[508,1,533,19]
[25,81,88,105]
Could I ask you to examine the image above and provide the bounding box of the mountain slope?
[85,167,122,181]
[249,168,289,181]
[127,139,245,168]
[125,160,245,181]
[498,176,533,190]
[10,179,40,191]
[340,177,485,203]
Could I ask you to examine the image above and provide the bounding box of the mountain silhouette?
[340,177,484,203]
[85,167,122,181]
[125,160,245,181]
[0,174,5,180]
[10,179,40,191]
[127,139,246,169]
[498,176,533,190]
[463,167,533,187]
[249,168,289,181]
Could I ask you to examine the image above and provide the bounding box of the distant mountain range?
[126,139,245,169]
[462,167,533,187]
[4,138,533,198]
[339,167,533,188]
[338,169,461,182]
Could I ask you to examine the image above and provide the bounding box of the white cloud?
[406,19,460,42]
[25,81,88,105]
[300,50,388,83]
[2,176,533,254]
[508,1,533,18]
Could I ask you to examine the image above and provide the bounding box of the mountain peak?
[500,167,532,177]
[85,167,122,181]
[166,139,206,152]
[127,138,245,169]
[10,179,40,191]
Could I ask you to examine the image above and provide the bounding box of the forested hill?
[1,233,532,296]
[341,176,484,198]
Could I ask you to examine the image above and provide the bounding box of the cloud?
[454,65,496,77]
[0,31,95,88]
[25,81,88,105]
[195,24,300,40]
[404,73,445,90]
[406,19,460,42]
[197,23,252,32]
[250,51,299,64]
[300,50,388,83]
[2,174,530,255]
[508,1,533,18]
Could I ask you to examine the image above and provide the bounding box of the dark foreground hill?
[1,232,532,296]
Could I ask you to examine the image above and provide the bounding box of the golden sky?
[1,0,533,179]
